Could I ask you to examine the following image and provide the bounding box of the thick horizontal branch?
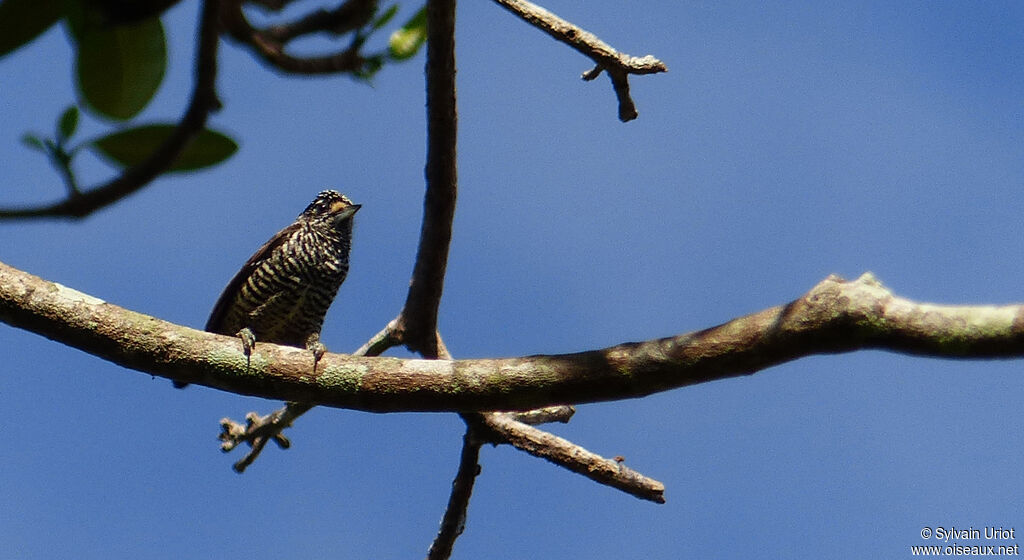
[4,260,1024,411]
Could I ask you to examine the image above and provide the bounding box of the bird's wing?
[204,222,301,333]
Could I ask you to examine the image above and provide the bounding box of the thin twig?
[427,416,484,560]
[261,0,377,43]
[491,0,667,121]
[53,151,81,197]
[481,412,666,503]
[218,404,310,471]
[510,405,575,425]
[0,0,223,219]
[220,0,370,75]
[354,318,404,356]
[218,321,403,471]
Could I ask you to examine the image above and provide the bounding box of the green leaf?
[354,55,385,82]
[388,6,426,61]
[76,17,166,120]
[21,133,47,153]
[0,0,63,58]
[370,4,399,31]
[91,124,238,172]
[57,105,80,141]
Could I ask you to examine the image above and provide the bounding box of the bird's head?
[302,190,361,227]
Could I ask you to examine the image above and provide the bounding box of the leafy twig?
[0,0,223,219]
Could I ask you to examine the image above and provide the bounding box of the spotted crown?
[301,190,357,219]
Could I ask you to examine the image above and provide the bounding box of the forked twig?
[491,0,667,121]
[217,322,399,472]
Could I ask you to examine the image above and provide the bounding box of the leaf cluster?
[0,0,429,196]
[2,0,236,188]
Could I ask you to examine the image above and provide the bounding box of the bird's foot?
[305,333,326,374]
[238,327,256,370]
[175,327,256,389]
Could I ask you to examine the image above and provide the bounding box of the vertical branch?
[426,419,484,560]
[399,0,458,358]
[392,1,470,554]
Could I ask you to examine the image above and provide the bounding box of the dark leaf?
[388,6,426,61]
[20,133,47,153]
[91,124,238,172]
[76,17,166,120]
[57,105,80,141]
[86,0,184,26]
[0,0,63,58]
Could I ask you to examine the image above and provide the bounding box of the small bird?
[176,190,360,388]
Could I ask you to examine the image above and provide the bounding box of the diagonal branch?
[0,0,223,220]
[479,412,665,503]
[491,0,667,121]
[6,260,1024,411]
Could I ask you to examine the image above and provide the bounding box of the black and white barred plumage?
[176,190,359,388]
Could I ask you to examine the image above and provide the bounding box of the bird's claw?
[306,333,326,374]
[238,327,256,369]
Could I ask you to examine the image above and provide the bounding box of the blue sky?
[2,1,1024,558]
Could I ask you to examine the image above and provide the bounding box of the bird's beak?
[331,202,361,219]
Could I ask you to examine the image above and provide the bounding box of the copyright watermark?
[912,526,1019,556]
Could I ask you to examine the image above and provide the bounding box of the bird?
[175,190,360,388]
